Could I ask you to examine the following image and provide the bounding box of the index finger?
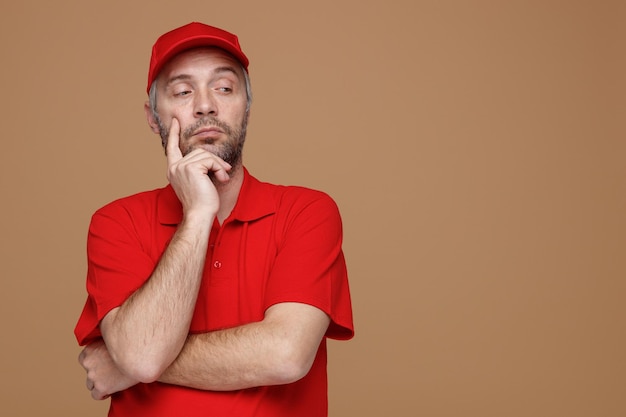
[166,118,182,165]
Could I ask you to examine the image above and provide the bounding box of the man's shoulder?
[248,175,337,210]
[251,181,341,228]
[92,186,170,218]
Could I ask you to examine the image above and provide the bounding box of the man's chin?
[182,142,219,157]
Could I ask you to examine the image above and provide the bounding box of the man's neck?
[214,164,244,224]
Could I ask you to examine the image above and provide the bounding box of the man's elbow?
[126,361,167,384]
[270,342,317,385]
[110,349,171,384]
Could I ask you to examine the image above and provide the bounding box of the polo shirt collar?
[157,167,276,225]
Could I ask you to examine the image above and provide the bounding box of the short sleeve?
[74,203,160,345]
[263,190,354,340]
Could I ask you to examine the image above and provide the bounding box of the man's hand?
[166,118,232,217]
[78,340,138,400]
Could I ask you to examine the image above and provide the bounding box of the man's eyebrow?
[165,67,240,87]
[213,66,240,78]
[165,74,192,87]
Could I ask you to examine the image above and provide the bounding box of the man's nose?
[194,90,217,117]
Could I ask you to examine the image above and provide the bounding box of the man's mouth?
[188,127,224,143]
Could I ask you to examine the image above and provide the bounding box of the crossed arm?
[80,300,329,400]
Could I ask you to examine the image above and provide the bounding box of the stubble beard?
[157,114,248,169]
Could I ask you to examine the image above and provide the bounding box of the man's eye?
[218,87,232,93]
[176,90,192,96]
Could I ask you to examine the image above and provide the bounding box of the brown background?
[1,1,624,416]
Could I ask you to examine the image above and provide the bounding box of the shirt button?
[213,260,222,269]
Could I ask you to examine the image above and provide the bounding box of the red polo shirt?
[75,168,353,416]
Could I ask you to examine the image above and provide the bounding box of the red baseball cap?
[147,22,249,93]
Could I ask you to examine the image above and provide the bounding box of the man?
[75,22,354,416]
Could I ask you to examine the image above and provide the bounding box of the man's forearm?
[158,302,330,391]
[101,213,213,383]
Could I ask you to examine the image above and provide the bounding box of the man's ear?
[144,101,161,134]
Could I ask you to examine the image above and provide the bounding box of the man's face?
[148,47,249,167]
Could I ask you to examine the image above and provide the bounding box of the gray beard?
[157,114,248,168]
